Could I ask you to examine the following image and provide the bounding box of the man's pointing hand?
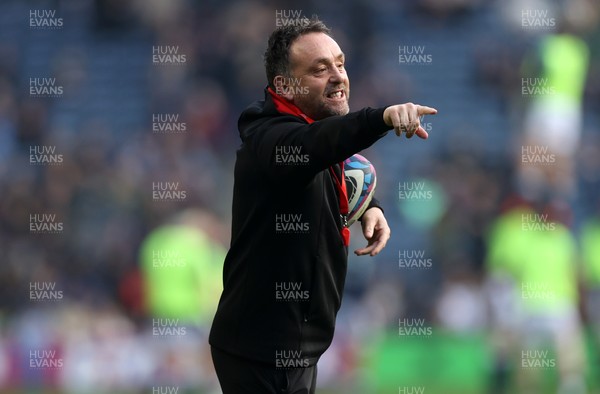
[383,103,437,139]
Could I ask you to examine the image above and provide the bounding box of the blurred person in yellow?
[486,197,586,393]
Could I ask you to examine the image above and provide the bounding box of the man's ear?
[273,75,294,101]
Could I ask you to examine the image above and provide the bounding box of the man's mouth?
[326,90,345,100]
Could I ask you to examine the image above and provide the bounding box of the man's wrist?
[358,197,384,222]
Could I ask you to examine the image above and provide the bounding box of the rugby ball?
[344,154,377,226]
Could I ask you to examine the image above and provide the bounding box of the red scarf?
[267,87,350,246]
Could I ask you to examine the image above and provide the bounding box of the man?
[209,19,437,393]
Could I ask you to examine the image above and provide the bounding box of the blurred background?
[1,0,600,393]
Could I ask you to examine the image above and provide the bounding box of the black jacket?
[209,89,390,366]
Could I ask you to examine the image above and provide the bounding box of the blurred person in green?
[486,197,586,393]
[139,209,226,387]
[485,198,530,394]
[520,24,589,199]
[140,209,225,325]
[580,213,600,385]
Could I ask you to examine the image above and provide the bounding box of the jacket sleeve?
[241,107,389,183]
[358,197,384,222]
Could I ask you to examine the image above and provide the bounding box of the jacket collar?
[266,87,314,124]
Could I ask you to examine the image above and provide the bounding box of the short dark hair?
[264,18,331,89]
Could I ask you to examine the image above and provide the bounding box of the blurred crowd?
[0,0,599,392]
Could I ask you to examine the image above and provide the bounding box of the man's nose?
[329,66,344,83]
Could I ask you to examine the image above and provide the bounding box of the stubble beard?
[295,91,350,120]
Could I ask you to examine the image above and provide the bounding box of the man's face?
[278,32,350,120]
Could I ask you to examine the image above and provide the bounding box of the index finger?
[417,106,437,116]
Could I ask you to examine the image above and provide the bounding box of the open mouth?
[326,90,345,100]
